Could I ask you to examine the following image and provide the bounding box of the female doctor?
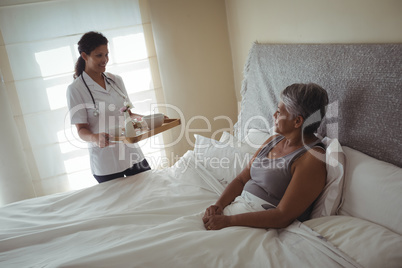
[66,31,150,183]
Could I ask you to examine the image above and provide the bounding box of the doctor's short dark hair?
[74,31,108,79]
[280,83,329,135]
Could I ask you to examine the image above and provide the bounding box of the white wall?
[149,0,238,156]
[225,0,402,100]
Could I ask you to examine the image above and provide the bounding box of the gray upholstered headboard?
[234,43,402,167]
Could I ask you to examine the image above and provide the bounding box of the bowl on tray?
[142,113,164,129]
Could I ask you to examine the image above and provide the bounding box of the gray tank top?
[244,135,325,221]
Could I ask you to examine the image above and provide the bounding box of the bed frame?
[234,43,402,167]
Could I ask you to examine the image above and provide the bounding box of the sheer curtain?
[0,0,166,196]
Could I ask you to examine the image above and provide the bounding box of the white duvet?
[0,151,360,268]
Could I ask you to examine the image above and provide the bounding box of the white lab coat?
[66,71,144,176]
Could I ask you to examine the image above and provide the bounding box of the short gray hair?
[281,83,328,135]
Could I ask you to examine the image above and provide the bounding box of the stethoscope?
[81,73,127,117]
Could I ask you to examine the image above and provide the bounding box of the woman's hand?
[203,214,231,231]
[76,124,110,148]
[203,205,223,217]
[203,204,228,230]
[92,132,111,148]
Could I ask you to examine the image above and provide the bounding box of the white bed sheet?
[305,216,402,268]
[0,151,360,268]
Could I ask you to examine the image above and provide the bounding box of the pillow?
[310,137,346,219]
[304,216,402,268]
[242,128,271,150]
[338,146,402,235]
[219,129,271,155]
[194,134,251,187]
[219,131,255,155]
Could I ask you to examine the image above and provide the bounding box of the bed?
[1,43,401,268]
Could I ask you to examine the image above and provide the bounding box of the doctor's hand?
[92,132,111,148]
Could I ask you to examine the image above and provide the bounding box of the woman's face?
[83,44,109,74]
[273,101,295,134]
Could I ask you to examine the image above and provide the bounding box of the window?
[0,0,165,195]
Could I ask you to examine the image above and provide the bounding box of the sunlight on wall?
[46,83,69,110]
[58,140,80,154]
[35,45,94,190]
[57,126,87,150]
[64,155,90,173]
[112,34,148,63]
[35,46,74,77]
[120,68,153,94]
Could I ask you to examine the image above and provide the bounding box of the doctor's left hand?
[92,132,111,148]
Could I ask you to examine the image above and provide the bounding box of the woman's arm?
[204,166,252,217]
[203,135,277,219]
[204,147,326,230]
[75,123,110,148]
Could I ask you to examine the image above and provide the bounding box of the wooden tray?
[112,118,181,143]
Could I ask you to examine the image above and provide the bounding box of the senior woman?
[203,83,328,230]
